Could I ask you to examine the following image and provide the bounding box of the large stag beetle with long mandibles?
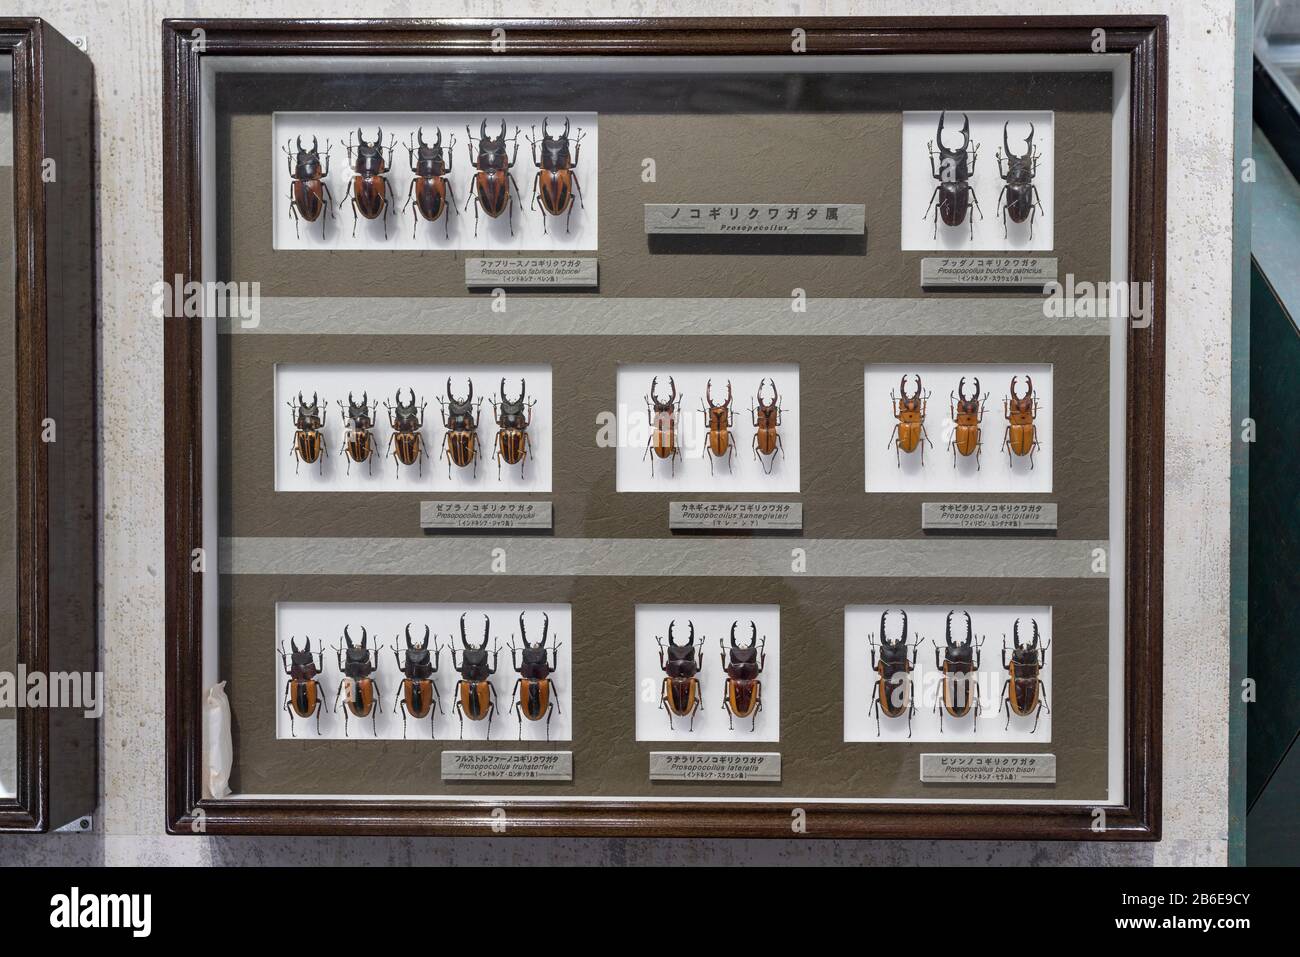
[465,119,523,236]
[334,625,382,737]
[288,391,327,475]
[948,376,988,469]
[701,379,736,476]
[404,127,457,239]
[1001,375,1041,469]
[508,612,562,741]
[644,376,683,477]
[393,624,441,739]
[869,609,921,737]
[657,620,705,731]
[492,378,535,480]
[996,122,1045,239]
[529,116,586,233]
[1001,618,1051,732]
[924,111,982,239]
[280,637,325,736]
[385,389,427,478]
[338,392,378,475]
[440,378,482,478]
[932,611,983,732]
[720,621,765,732]
[340,127,394,238]
[888,374,934,466]
[282,135,335,238]
[451,613,500,739]
[751,378,785,474]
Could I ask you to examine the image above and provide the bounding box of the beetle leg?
[923,185,940,223]
[572,171,585,210]
[1000,679,1012,729]
[287,195,301,239]
[530,169,540,212]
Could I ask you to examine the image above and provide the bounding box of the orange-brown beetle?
[492,378,535,480]
[508,612,562,741]
[869,609,920,737]
[280,637,326,736]
[720,621,765,732]
[334,625,381,737]
[385,389,427,478]
[948,376,988,469]
[1001,617,1050,732]
[751,378,785,474]
[932,610,983,732]
[528,116,586,234]
[700,379,736,475]
[440,378,482,478]
[465,119,523,237]
[392,623,441,739]
[658,619,704,731]
[288,391,327,475]
[1001,375,1042,468]
[340,127,393,238]
[282,136,335,239]
[643,376,682,477]
[403,127,457,239]
[888,374,934,466]
[451,613,500,739]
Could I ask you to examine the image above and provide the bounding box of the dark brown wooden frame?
[163,17,1166,839]
[0,18,97,833]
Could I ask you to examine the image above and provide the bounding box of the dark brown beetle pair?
[280,627,381,738]
[286,130,393,239]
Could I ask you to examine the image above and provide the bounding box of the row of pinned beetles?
[284,118,586,240]
[281,612,562,741]
[888,374,1043,469]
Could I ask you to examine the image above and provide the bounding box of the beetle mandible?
[1001,375,1042,469]
[451,613,500,739]
[528,116,586,234]
[948,376,988,470]
[440,378,482,478]
[464,119,523,237]
[492,378,535,480]
[392,623,442,739]
[334,625,382,737]
[1001,617,1051,732]
[700,379,736,475]
[282,135,335,239]
[932,610,984,732]
[280,637,326,736]
[720,620,765,732]
[403,126,457,239]
[996,122,1045,239]
[657,619,704,731]
[751,378,785,474]
[643,376,683,477]
[868,609,921,737]
[923,111,983,239]
[384,389,427,478]
[888,374,934,466]
[340,127,394,239]
[288,391,327,475]
[508,612,562,741]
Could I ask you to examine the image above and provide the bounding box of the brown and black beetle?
[340,127,394,238]
[337,392,378,476]
[333,625,382,737]
[720,620,765,732]
[288,391,327,475]
[508,612,562,740]
[868,609,921,737]
[528,116,586,234]
[385,389,427,478]
[393,623,442,739]
[440,378,482,478]
[657,619,705,731]
[282,135,335,239]
[403,126,457,239]
[280,637,326,736]
[464,119,523,237]
[644,376,682,477]
[451,613,500,739]
[492,378,535,480]
[996,122,1045,239]
[1001,617,1051,732]
[924,111,983,239]
[932,610,983,732]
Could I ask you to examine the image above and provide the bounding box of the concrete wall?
[0,0,1235,866]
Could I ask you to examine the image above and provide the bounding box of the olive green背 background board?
[212,67,1113,802]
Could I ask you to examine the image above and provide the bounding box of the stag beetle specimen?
[334,626,382,737]
[385,389,427,478]
[720,621,765,732]
[282,136,335,239]
[924,111,982,239]
[888,374,934,466]
[701,379,736,476]
[996,122,1045,239]
[280,637,326,736]
[932,611,984,732]
[393,623,442,739]
[1001,618,1051,732]
[1001,376,1041,469]
[440,378,483,478]
[657,620,705,731]
[528,116,586,234]
[337,392,378,475]
[868,609,921,737]
[644,376,683,477]
[288,392,327,475]
[465,119,523,237]
[340,127,394,238]
[492,378,535,480]
[403,127,457,239]
[949,377,988,469]
[751,378,785,475]
[451,613,500,739]
[508,612,562,741]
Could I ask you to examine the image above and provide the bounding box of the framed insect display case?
[0,19,96,833]
[164,17,1166,838]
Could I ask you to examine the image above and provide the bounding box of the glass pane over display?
[0,55,16,799]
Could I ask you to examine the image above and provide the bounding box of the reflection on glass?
[0,55,15,797]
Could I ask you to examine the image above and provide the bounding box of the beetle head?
[756,377,778,410]
[666,619,695,648]
[936,111,971,157]
[296,391,319,416]
[446,378,474,417]
[956,377,982,412]
[404,622,430,652]
[288,637,316,669]
[498,378,526,417]
[416,126,442,157]
[1011,617,1041,651]
[945,610,974,648]
[728,620,760,662]
[518,611,550,651]
[292,135,321,169]
[1008,376,1034,413]
[394,388,419,415]
[650,376,677,412]
[899,374,923,410]
[346,392,370,419]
